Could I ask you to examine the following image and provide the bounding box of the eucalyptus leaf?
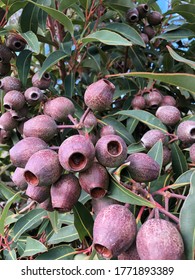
[35,245,75,260]
[21,236,47,257]
[47,224,79,245]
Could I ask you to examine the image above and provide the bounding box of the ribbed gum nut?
[24,87,44,105]
[145,89,163,108]
[32,72,51,90]
[126,8,139,23]
[11,167,28,190]
[24,149,62,187]
[0,129,11,144]
[39,197,54,212]
[140,33,149,44]
[136,218,184,260]
[93,204,137,259]
[0,111,18,131]
[143,25,156,39]
[9,137,48,168]
[5,33,27,52]
[3,90,25,111]
[43,96,75,122]
[95,135,127,168]
[26,184,50,203]
[156,105,181,126]
[84,79,115,112]
[118,242,140,260]
[92,197,119,216]
[137,4,149,19]
[190,144,195,163]
[79,162,109,198]
[160,95,176,107]
[141,129,167,149]
[176,120,195,144]
[23,115,58,142]
[59,135,95,172]
[131,95,146,110]
[127,153,160,182]
[147,11,163,26]
[100,125,116,137]
[0,76,22,93]
[0,44,14,63]
[83,111,97,128]
[51,174,81,212]
[162,145,171,166]
[0,62,11,76]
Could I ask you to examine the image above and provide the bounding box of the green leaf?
[64,73,75,98]
[171,142,188,180]
[108,176,155,208]
[104,0,134,10]
[116,110,168,133]
[99,116,135,144]
[73,201,94,241]
[20,2,39,33]
[47,210,59,233]
[59,0,78,11]
[153,28,195,41]
[38,50,67,78]
[0,191,21,236]
[82,30,133,46]
[172,4,195,23]
[20,31,40,54]
[148,140,163,174]
[0,180,18,200]
[21,236,47,257]
[27,0,74,35]
[78,189,91,204]
[3,249,17,260]
[167,46,195,70]
[180,171,195,260]
[12,208,47,242]
[103,23,145,47]
[170,169,195,190]
[16,50,32,87]
[47,224,79,245]
[107,72,195,96]
[35,245,75,260]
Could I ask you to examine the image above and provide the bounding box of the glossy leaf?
[171,142,188,180]
[12,209,47,242]
[167,46,195,70]
[20,2,39,33]
[47,224,79,245]
[59,0,78,11]
[128,142,146,154]
[180,171,195,260]
[38,50,67,78]
[82,30,133,46]
[73,201,94,241]
[148,140,163,174]
[35,245,75,260]
[47,210,59,233]
[20,31,40,54]
[16,50,32,87]
[153,28,195,41]
[170,169,195,190]
[172,4,195,23]
[108,176,155,208]
[64,73,75,98]
[116,110,168,133]
[21,236,47,257]
[3,249,17,260]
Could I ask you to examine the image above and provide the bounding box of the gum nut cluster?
[126,4,163,43]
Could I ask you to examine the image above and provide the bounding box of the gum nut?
[92,196,120,216]
[83,111,97,128]
[176,120,195,144]
[143,25,156,39]
[11,167,28,190]
[51,174,81,212]
[140,33,149,44]
[58,134,95,172]
[5,33,27,52]
[162,146,171,166]
[95,134,127,168]
[118,241,140,260]
[24,87,44,105]
[131,95,146,109]
[24,149,62,187]
[9,104,29,121]
[23,115,58,142]
[3,90,25,111]
[39,197,54,212]
[93,204,137,259]
[136,218,184,260]
[147,11,163,26]
[32,72,51,89]
[145,89,163,108]
[79,162,109,198]
[136,4,149,19]
[141,129,167,149]
[0,76,22,93]
[84,79,115,112]
[25,184,50,204]
[160,95,176,107]
[0,129,11,144]
[0,111,18,131]
[0,62,11,76]
[9,137,48,168]
[127,153,160,182]
[43,96,75,122]
[189,143,195,163]
[0,43,14,63]
[99,125,117,137]
[156,105,181,126]
[126,8,139,23]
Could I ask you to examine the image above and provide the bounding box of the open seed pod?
[5,33,27,52]
[176,120,195,145]
[32,72,51,89]
[0,111,18,131]
[24,87,44,105]
[3,90,25,111]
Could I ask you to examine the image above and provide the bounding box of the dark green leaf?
[128,142,146,154]
[148,140,163,174]
[153,28,195,41]
[20,2,39,33]
[73,201,94,241]
[47,210,59,233]
[180,171,195,260]
[170,169,195,190]
[64,73,75,98]
[20,31,40,54]
[35,245,75,260]
[47,224,79,245]
[167,45,195,70]
[172,4,195,23]
[16,50,32,87]
[21,236,47,257]
[171,142,188,180]
[59,0,78,11]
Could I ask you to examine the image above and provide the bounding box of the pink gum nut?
[26,184,50,203]
[3,90,25,111]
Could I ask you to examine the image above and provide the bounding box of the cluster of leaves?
[0,0,195,260]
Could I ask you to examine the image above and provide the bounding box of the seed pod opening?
[32,72,51,89]
[0,111,18,131]
[6,33,27,52]
[126,8,139,23]
[3,90,25,111]
[176,120,195,145]
[24,87,44,105]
